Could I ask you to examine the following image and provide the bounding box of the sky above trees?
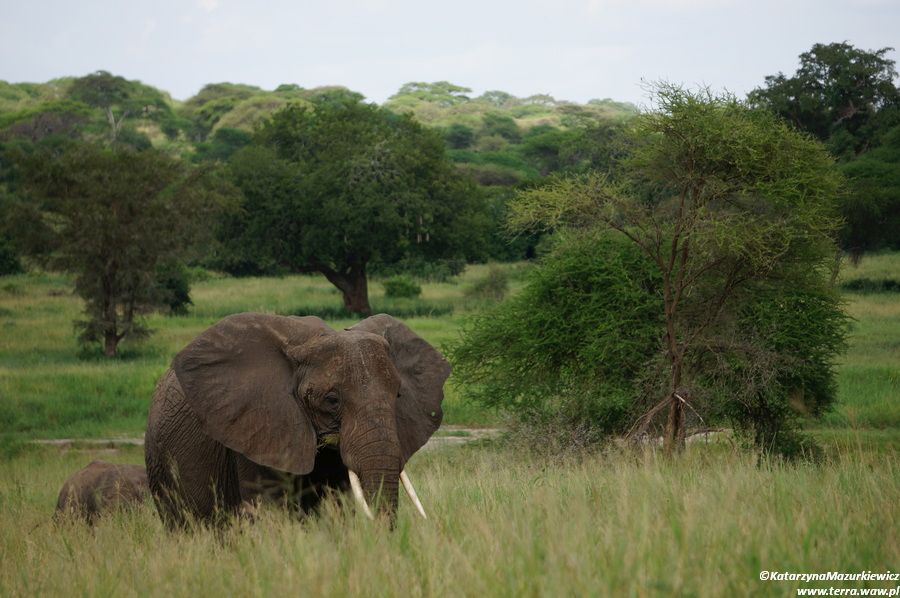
[1,0,897,106]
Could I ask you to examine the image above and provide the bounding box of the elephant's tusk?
[347,470,374,520]
[400,470,427,519]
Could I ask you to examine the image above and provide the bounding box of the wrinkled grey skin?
[56,461,149,523]
[144,313,450,527]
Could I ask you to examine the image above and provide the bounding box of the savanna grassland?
[0,258,898,597]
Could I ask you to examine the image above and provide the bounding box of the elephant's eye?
[323,392,340,409]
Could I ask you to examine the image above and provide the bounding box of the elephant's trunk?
[341,416,401,519]
[356,448,400,517]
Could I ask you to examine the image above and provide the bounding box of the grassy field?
[1,444,897,597]
[0,256,897,596]
[0,264,537,444]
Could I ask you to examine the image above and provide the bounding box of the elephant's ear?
[171,313,331,475]
[350,314,451,464]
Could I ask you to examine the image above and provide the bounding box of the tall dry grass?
[1,442,897,597]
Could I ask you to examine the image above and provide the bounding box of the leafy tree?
[444,123,475,149]
[838,123,900,254]
[748,42,899,158]
[0,235,23,275]
[481,113,521,143]
[0,100,92,142]
[223,98,488,313]
[390,81,472,106]
[10,143,231,356]
[506,86,846,455]
[477,90,518,108]
[67,71,172,142]
[750,43,900,255]
[192,127,252,162]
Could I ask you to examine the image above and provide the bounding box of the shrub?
[382,275,422,298]
[370,256,465,282]
[449,233,663,438]
[464,266,509,301]
[0,237,23,276]
[839,277,900,293]
[154,260,193,315]
[444,123,475,149]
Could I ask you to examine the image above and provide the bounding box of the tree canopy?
[220,98,489,313]
[750,42,900,256]
[9,142,232,356]
[749,42,899,157]
[455,86,848,456]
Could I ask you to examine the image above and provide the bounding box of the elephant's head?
[170,312,450,519]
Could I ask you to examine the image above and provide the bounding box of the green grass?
[823,292,900,429]
[0,443,897,596]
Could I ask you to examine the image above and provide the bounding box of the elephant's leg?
[145,369,241,527]
[233,454,302,512]
[232,450,349,517]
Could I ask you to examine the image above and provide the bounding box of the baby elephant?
[56,461,149,523]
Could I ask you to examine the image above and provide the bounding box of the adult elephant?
[144,313,449,526]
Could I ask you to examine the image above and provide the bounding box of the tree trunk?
[663,357,686,455]
[320,262,372,315]
[104,330,119,357]
[664,392,685,455]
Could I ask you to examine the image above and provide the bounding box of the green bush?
[0,237,23,276]
[449,233,663,437]
[382,275,422,298]
[839,277,900,293]
[154,260,193,315]
[370,256,465,282]
[464,265,509,301]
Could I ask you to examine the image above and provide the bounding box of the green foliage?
[8,142,233,355]
[748,42,899,157]
[192,127,252,162]
[838,124,900,253]
[389,81,472,107]
[114,126,152,150]
[154,260,193,315]
[692,283,848,458]
[444,123,475,149]
[749,43,900,255]
[481,113,521,143]
[450,233,663,436]
[839,277,900,293]
[463,265,509,301]
[0,100,92,140]
[66,71,176,142]
[223,98,489,312]
[369,255,465,282]
[381,275,422,298]
[506,86,847,457]
[0,236,23,275]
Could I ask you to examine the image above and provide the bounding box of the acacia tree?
[223,99,487,313]
[67,70,173,142]
[13,143,229,356]
[510,86,845,454]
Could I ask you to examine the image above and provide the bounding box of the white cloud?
[198,0,219,12]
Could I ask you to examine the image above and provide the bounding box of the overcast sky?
[1,0,897,106]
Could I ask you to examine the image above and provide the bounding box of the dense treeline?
[0,43,895,455]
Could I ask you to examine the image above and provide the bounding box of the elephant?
[55,461,150,523]
[144,312,450,526]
